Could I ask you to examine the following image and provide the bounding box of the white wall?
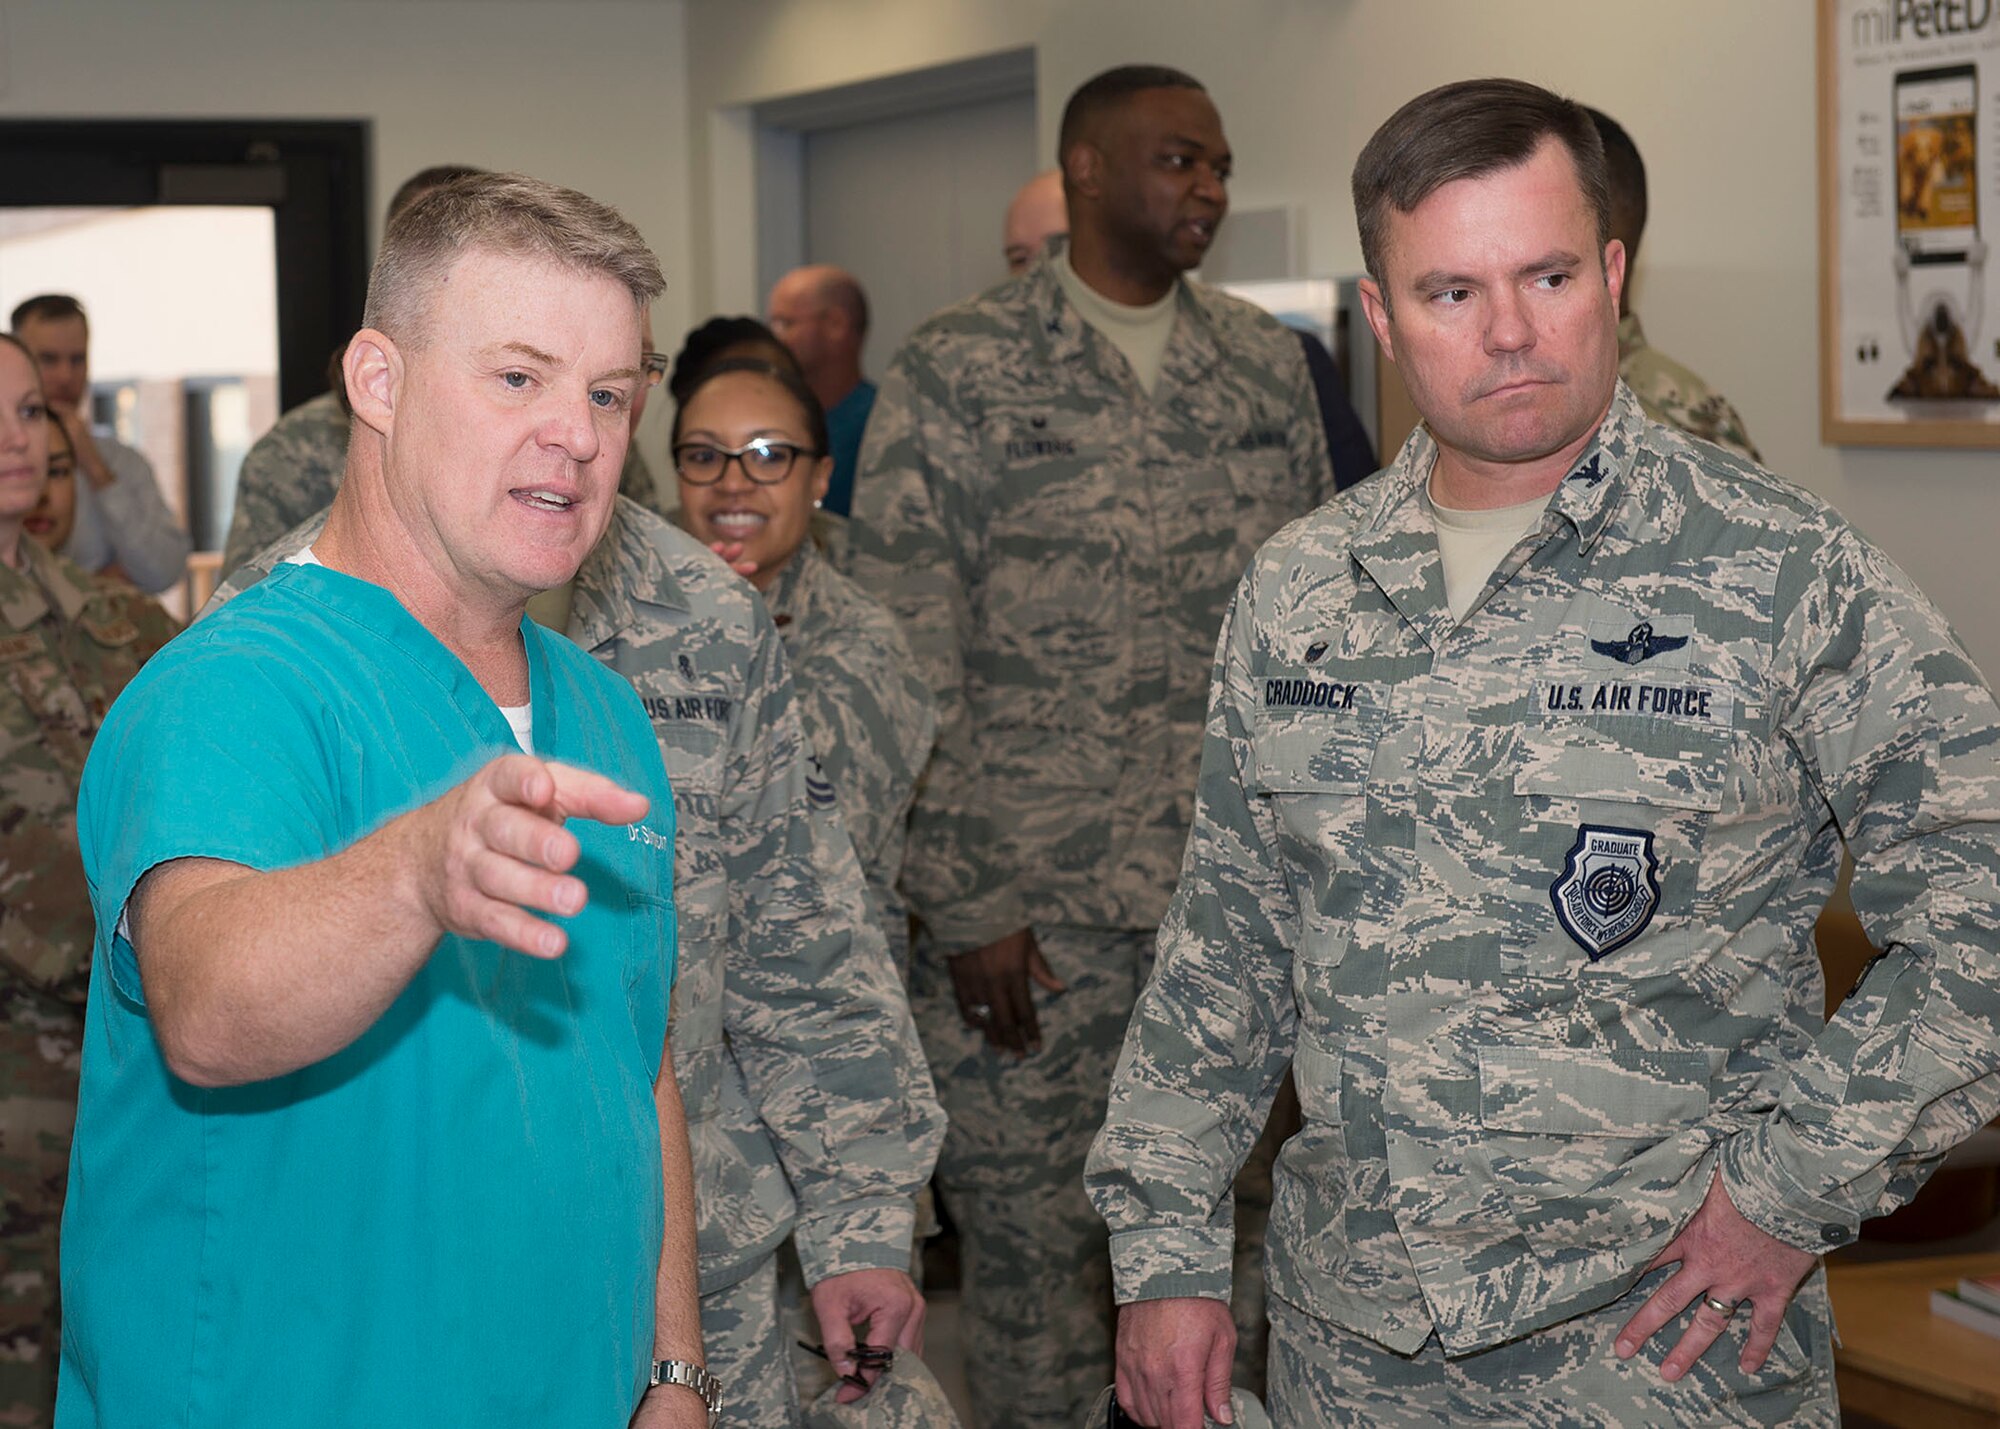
[0,208,278,381]
[684,0,2000,680]
[0,0,695,472]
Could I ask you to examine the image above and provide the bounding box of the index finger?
[817,1303,858,1375]
[544,761,650,827]
[483,752,556,811]
[1615,1268,1699,1358]
[1166,1373,1207,1429]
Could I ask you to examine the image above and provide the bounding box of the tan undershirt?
[1054,249,1178,396]
[1428,484,1554,622]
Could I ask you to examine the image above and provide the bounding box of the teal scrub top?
[57,562,679,1427]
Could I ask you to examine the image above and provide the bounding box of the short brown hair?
[1352,78,1610,285]
[10,294,86,335]
[362,172,663,344]
[385,163,488,224]
[1585,107,1647,261]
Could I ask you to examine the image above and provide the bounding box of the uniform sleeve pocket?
[1513,724,1728,812]
[1477,1046,1721,1137]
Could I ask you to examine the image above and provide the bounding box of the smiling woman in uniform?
[672,356,936,976]
[0,332,175,1427]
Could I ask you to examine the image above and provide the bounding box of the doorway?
[801,91,1037,372]
[745,49,1039,368]
[0,120,368,602]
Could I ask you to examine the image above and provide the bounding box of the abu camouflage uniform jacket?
[1086,382,2000,1354]
[847,248,1334,951]
[0,544,177,1052]
[211,501,943,1294]
[765,539,936,977]
[219,390,666,580]
[1618,313,1761,463]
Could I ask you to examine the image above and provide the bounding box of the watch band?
[650,1358,722,1426]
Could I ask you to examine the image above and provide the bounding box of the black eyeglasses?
[673,439,817,486]
[642,352,669,388]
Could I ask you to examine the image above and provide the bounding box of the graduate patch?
[1550,824,1660,960]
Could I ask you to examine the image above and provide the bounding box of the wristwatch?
[650,1358,722,1427]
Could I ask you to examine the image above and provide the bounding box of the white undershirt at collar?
[289,545,533,752]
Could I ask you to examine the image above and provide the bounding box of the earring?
[813,498,823,509]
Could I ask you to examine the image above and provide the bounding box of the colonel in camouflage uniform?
[1089,79,2000,1429]
[212,497,945,1429]
[0,335,177,1429]
[846,67,1332,1429]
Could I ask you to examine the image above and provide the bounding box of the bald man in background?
[767,265,874,517]
[1003,170,1068,275]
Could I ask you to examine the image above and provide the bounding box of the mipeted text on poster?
[1821,0,2000,445]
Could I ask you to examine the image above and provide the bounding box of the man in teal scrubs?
[57,175,714,1429]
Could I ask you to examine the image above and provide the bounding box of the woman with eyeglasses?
[674,356,936,978]
[0,333,177,1427]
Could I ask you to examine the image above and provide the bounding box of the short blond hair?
[362,172,663,343]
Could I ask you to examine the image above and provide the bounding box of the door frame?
[0,118,370,413]
[706,48,1037,316]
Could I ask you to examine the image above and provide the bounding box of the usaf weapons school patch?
[1550,824,1660,960]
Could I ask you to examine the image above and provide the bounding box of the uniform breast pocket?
[980,449,1128,683]
[654,721,723,799]
[1510,722,1728,975]
[1247,704,1376,975]
[1214,433,1297,519]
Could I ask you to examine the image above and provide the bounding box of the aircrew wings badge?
[1550,824,1660,960]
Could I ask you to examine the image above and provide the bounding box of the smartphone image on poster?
[1895,63,1979,265]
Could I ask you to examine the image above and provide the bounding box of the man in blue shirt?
[58,174,714,1429]
[767,265,875,517]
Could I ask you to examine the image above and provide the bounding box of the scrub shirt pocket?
[1510,721,1728,976]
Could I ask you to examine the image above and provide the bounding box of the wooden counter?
[1826,1253,2000,1428]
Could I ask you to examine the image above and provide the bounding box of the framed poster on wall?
[1821,0,2000,446]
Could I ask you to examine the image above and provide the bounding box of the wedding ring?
[1701,1294,1738,1317]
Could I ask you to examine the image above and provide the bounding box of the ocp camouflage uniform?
[0,548,176,1429]
[1619,313,1761,463]
[212,500,944,1429]
[218,390,666,579]
[1085,381,2000,1425]
[766,538,935,978]
[847,249,1333,1429]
